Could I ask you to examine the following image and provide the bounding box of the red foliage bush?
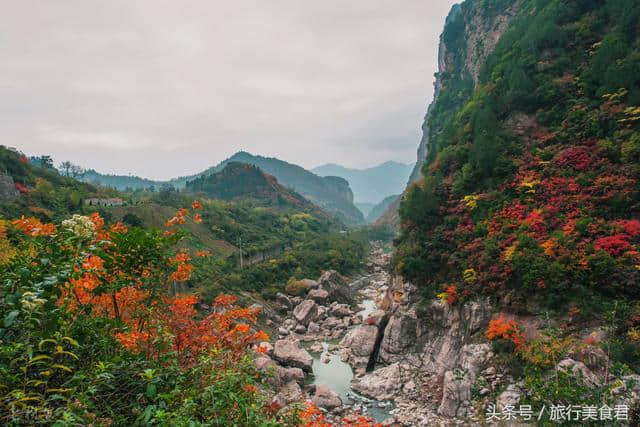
[594,234,632,256]
[14,182,29,193]
[555,146,592,170]
[487,317,525,351]
[615,219,640,237]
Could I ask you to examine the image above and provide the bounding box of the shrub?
[285,277,309,296]
[487,317,526,351]
[0,206,284,425]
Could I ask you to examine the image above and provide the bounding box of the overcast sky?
[2,1,457,180]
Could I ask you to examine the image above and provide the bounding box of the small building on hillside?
[84,197,124,207]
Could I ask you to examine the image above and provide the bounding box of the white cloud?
[1,0,458,180]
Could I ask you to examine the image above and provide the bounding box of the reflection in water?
[309,299,392,422]
[311,342,353,401]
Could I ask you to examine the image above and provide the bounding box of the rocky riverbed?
[253,242,640,426]
[251,243,403,423]
[253,244,498,425]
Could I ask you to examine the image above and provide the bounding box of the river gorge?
[254,243,403,424]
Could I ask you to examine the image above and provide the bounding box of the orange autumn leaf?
[11,216,57,236]
[110,222,128,234]
[234,323,250,334]
[487,316,525,351]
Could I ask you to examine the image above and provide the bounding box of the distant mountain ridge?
[186,162,316,211]
[80,169,158,190]
[366,194,400,224]
[202,152,364,225]
[311,161,413,206]
[79,151,365,225]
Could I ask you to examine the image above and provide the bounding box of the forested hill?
[78,151,365,225]
[0,146,108,220]
[185,162,319,212]
[394,0,640,312]
[181,151,365,225]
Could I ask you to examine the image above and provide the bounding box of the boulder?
[273,380,304,405]
[557,358,600,387]
[438,370,471,417]
[273,339,313,371]
[351,363,402,400]
[0,175,19,202]
[379,308,417,363]
[329,303,352,318]
[317,306,328,320]
[307,322,321,335]
[277,366,305,385]
[318,270,353,303]
[258,341,274,356]
[255,356,279,386]
[275,292,292,310]
[309,341,324,353]
[341,324,378,371]
[496,384,522,410]
[255,355,277,372]
[293,300,318,326]
[312,384,342,410]
[323,316,342,329]
[308,288,329,303]
[277,327,289,336]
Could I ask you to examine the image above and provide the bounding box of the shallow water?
[311,342,353,401]
[357,299,377,319]
[309,299,393,422]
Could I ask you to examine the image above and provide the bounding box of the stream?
[308,298,393,422]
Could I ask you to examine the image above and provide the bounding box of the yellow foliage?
[521,334,575,368]
[436,292,449,304]
[463,268,477,284]
[519,178,540,194]
[0,220,16,265]
[502,242,518,261]
[285,277,309,296]
[462,194,479,210]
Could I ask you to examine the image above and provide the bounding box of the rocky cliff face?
[380,0,520,226]
[372,0,640,422]
[0,175,19,202]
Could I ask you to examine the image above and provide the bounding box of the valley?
[1,0,640,425]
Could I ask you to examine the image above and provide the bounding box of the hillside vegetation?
[0,146,110,220]
[0,155,373,425]
[79,151,366,226]
[393,0,640,413]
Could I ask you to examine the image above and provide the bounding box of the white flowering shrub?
[61,214,96,239]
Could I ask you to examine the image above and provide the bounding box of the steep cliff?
[381,0,521,227]
[372,0,640,424]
